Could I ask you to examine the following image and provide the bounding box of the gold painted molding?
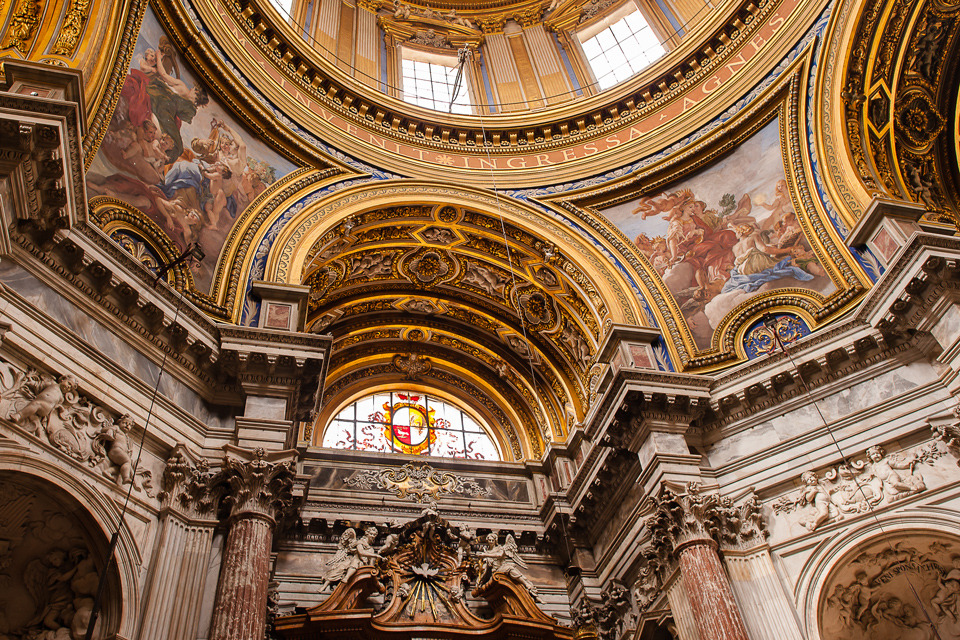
[542,51,870,371]
[174,0,829,186]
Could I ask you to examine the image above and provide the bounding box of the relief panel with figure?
[820,533,960,640]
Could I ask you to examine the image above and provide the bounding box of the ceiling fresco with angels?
[598,119,835,350]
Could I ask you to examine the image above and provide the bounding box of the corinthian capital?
[216,445,298,523]
[160,445,217,518]
[647,484,767,559]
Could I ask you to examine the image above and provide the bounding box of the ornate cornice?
[174,0,827,185]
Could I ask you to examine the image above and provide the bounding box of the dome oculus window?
[578,7,666,90]
[400,50,472,114]
[322,391,500,460]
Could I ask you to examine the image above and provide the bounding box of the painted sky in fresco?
[87,6,296,293]
[601,119,834,349]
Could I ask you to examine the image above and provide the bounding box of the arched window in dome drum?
[322,391,501,460]
[400,49,473,114]
[577,4,667,90]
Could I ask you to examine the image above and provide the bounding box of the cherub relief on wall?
[820,534,960,640]
[0,476,117,640]
[773,443,942,531]
[0,360,154,496]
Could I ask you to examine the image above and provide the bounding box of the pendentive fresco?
[86,6,296,292]
[599,119,834,348]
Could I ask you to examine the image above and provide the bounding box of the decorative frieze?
[345,462,492,502]
[772,442,943,531]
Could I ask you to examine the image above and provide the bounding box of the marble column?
[646,485,764,640]
[208,445,297,640]
[675,539,749,640]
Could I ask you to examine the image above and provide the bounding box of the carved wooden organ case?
[274,512,572,639]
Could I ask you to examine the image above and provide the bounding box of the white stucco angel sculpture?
[477,533,540,601]
[317,526,382,592]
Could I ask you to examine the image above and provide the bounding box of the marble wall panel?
[0,262,233,432]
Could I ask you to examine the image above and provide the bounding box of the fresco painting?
[600,119,834,349]
[86,7,296,293]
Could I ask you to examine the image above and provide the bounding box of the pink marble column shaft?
[677,540,750,640]
[208,514,274,640]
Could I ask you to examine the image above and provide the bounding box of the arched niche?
[0,470,123,640]
[809,526,960,640]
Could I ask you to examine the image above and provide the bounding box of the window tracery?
[322,391,501,460]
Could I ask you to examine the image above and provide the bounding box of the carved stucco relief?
[0,359,156,497]
[771,441,948,533]
[819,532,960,640]
[0,474,119,640]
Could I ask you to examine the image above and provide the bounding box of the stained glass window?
[322,392,501,460]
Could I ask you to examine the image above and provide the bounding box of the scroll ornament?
[346,462,491,502]
[0,361,155,495]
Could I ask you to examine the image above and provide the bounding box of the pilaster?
[642,485,768,640]
[139,446,219,640]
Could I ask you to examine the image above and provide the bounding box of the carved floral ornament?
[345,462,492,502]
[631,484,767,613]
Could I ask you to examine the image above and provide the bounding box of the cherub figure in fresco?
[635,234,671,274]
[138,48,160,77]
[631,190,688,220]
[663,191,703,263]
[214,119,248,211]
[200,162,234,230]
[756,179,792,228]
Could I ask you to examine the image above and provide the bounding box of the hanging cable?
[764,314,943,639]
[84,248,199,640]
